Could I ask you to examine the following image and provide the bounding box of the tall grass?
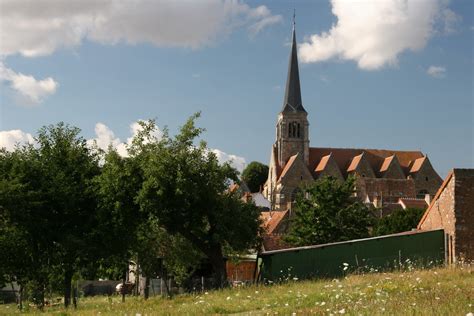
[1,266,472,315]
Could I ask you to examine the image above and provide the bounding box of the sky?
[0,0,473,178]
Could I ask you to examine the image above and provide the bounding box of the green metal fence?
[258,229,445,282]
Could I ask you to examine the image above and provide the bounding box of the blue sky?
[0,0,473,177]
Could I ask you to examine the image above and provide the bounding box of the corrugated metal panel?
[259,229,445,281]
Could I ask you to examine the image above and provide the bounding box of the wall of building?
[453,170,474,262]
[413,161,443,197]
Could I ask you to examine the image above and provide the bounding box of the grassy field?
[1,266,472,315]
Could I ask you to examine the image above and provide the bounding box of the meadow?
[1,266,472,315]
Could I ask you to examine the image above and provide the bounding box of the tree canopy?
[133,113,263,286]
[285,176,374,247]
[373,207,425,236]
[0,123,101,308]
[241,161,269,193]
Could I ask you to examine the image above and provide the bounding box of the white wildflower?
[338,308,346,314]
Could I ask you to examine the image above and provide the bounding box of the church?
[262,24,443,213]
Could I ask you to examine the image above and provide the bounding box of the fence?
[257,229,445,282]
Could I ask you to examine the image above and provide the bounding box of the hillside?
[1,266,472,315]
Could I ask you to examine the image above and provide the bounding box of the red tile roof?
[347,153,364,172]
[278,154,298,181]
[380,155,395,173]
[409,156,427,173]
[308,147,424,177]
[399,198,428,209]
[315,154,331,172]
[260,210,289,234]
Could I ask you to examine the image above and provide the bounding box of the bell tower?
[276,18,309,168]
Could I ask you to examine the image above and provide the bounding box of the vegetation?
[0,114,262,309]
[0,267,472,315]
[374,207,426,236]
[285,176,374,247]
[241,161,268,193]
[133,114,263,286]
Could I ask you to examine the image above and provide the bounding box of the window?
[425,176,429,182]
[288,121,301,138]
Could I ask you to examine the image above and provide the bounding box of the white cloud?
[0,62,58,104]
[0,0,281,58]
[211,148,246,173]
[427,65,446,78]
[299,0,459,70]
[87,120,162,157]
[0,130,35,151]
[86,122,246,170]
[2,122,247,172]
[0,0,280,105]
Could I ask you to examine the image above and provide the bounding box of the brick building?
[418,169,474,263]
[262,23,442,212]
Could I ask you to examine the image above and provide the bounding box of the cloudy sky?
[0,0,473,176]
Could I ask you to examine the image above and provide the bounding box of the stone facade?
[418,169,474,263]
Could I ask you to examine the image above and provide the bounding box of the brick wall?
[418,169,474,263]
[454,169,474,262]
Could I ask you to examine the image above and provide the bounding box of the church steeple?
[282,16,305,113]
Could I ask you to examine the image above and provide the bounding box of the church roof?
[308,147,425,177]
[409,156,427,173]
[315,153,331,172]
[279,153,298,180]
[347,153,365,172]
[260,210,289,234]
[282,24,306,113]
[380,155,396,173]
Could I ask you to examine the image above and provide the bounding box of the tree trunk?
[122,264,127,303]
[207,246,227,288]
[64,269,73,308]
[18,284,23,310]
[144,276,150,300]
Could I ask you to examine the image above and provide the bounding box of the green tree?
[285,176,374,247]
[373,208,425,236]
[241,161,269,193]
[133,114,263,286]
[93,149,144,301]
[0,124,101,308]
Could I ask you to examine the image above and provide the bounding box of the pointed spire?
[282,12,306,113]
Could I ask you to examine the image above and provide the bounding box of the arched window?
[288,121,300,138]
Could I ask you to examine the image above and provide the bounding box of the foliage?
[241,161,269,193]
[285,176,374,247]
[0,123,101,308]
[132,113,263,286]
[373,207,425,236]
